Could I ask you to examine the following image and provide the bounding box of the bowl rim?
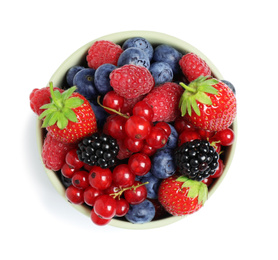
[37,30,237,230]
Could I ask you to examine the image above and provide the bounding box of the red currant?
[124,181,147,205]
[125,115,151,141]
[124,137,144,153]
[105,114,127,140]
[89,166,112,190]
[210,158,224,178]
[65,185,84,205]
[212,128,235,146]
[84,186,103,206]
[198,129,215,139]
[94,194,117,219]
[128,153,151,176]
[202,177,214,186]
[61,163,76,179]
[72,171,90,189]
[145,126,167,149]
[102,91,124,114]
[140,142,157,157]
[174,116,195,134]
[155,122,171,137]
[115,198,130,217]
[132,101,154,122]
[112,164,135,188]
[65,149,84,170]
[90,209,111,226]
[178,130,201,146]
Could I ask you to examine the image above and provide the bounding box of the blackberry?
[174,139,219,181]
[77,133,119,168]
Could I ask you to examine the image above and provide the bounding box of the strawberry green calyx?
[39,82,84,130]
[179,76,219,117]
[176,176,208,206]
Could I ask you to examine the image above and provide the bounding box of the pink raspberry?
[110,64,154,99]
[86,40,123,69]
[143,82,183,122]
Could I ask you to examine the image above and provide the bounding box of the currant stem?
[97,96,129,119]
[110,181,149,199]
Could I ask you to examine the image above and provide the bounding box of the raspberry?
[29,87,63,116]
[179,53,211,82]
[110,64,154,99]
[143,82,183,122]
[86,40,123,69]
[42,133,76,171]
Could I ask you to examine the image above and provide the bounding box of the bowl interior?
[37,30,237,229]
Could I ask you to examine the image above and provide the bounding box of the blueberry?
[160,123,178,150]
[125,199,155,224]
[151,149,176,179]
[122,37,154,60]
[153,45,183,74]
[140,174,162,199]
[117,47,150,69]
[149,62,173,85]
[135,171,152,181]
[94,64,116,96]
[60,173,72,188]
[66,65,85,87]
[73,68,98,100]
[89,101,109,128]
[221,80,236,95]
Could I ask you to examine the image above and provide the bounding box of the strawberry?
[110,64,154,99]
[179,52,211,82]
[30,87,63,116]
[42,133,76,171]
[179,76,236,131]
[158,175,208,216]
[86,40,123,69]
[143,82,183,122]
[39,82,97,143]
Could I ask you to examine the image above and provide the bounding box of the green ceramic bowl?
[37,31,237,229]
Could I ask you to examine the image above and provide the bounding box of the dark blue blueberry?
[221,80,236,95]
[89,101,109,128]
[125,199,155,224]
[66,65,85,87]
[94,64,116,96]
[149,62,173,85]
[117,47,150,69]
[73,68,98,100]
[60,173,72,188]
[135,171,152,181]
[140,174,162,199]
[122,37,154,60]
[153,45,183,74]
[160,123,178,150]
[151,149,176,179]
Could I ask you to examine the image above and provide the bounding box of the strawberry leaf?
[65,97,84,108]
[63,107,78,122]
[62,86,77,101]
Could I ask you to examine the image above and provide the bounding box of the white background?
[1,0,277,259]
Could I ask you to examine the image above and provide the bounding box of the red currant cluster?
[101,93,172,158]
[62,145,162,225]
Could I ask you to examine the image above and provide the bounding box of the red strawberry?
[42,133,76,171]
[39,82,97,143]
[179,53,211,82]
[179,76,236,131]
[86,40,123,69]
[110,64,154,99]
[158,175,208,216]
[30,87,63,116]
[143,82,183,122]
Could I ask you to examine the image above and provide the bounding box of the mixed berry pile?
[30,36,236,226]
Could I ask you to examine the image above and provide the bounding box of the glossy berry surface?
[145,126,168,149]
[94,194,117,219]
[66,185,84,205]
[88,166,112,190]
[132,101,154,122]
[90,209,111,226]
[102,91,124,114]
[124,181,147,205]
[112,164,135,188]
[66,149,84,170]
[115,198,130,217]
[125,115,151,141]
[72,171,89,189]
[128,153,151,176]
[84,186,103,206]
[212,128,235,146]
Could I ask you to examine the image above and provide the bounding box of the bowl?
[37,30,237,229]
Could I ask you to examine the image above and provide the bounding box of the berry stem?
[110,181,149,199]
[97,96,129,119]
[179,82,197,93]
[49,82,63,109]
